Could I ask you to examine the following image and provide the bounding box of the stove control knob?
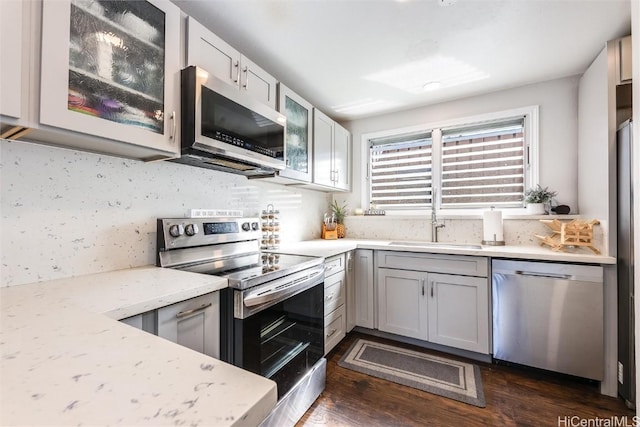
[241,222,251,231]
[251,222,259,231]
[185,223,199,236]
[169,224,184,237]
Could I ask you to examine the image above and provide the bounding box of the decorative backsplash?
[1,139,329,287]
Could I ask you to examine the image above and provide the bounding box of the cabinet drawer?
[377,251,488,277]
[157,292,219,359]
[325,254,346,276]
[324,305,346,355]
[324,270,345,315]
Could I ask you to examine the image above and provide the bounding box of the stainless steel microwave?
[174,66,286,177]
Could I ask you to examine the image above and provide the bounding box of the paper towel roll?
[483,209,504,242]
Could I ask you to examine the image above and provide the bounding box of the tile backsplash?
[343,215,605,253]
[1,139,330,287]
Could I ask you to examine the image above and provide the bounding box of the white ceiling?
[171,0,631,121]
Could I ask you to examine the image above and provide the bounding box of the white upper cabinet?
[39,0,181,159]
[313,109,335,187]
[0,0,33,139]
[617,35,632,85]
[312,108,351,192]
[186,17,277,109]
[333,122,351,191]
[278,83,313,182]
[0,0,25,122]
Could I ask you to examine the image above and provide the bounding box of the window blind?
[440,118,525,208]
[369,132,432,209]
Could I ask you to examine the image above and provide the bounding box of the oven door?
[232,281,324,399]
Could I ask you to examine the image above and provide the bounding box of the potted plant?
[331,200,348,238]
[524,185,557,214]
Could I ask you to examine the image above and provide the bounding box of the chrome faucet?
[431,188,445,242]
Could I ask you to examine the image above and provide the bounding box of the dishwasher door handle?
[514,270,573,280]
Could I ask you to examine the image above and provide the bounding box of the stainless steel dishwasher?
[492,259,604,380]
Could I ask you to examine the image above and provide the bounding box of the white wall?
[0,139,330,287]
[340,76,580,214]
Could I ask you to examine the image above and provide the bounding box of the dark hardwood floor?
[298,332,634,427]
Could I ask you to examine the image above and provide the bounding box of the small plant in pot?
[524,185,557,214]
[331,200,348,238]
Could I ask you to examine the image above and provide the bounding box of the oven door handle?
[243,267,325,308]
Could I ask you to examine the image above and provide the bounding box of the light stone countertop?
[276,239,616,265]
[0,266,277,426]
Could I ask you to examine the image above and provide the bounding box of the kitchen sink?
[388,241,483,250]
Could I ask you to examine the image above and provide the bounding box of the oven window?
[235,283,323,398]
[201,86,284,159]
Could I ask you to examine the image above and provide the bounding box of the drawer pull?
[176,303,212,319]
[325,293,334,301]
[326,328,338,338]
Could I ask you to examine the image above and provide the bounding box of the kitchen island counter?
[0,266,277,426]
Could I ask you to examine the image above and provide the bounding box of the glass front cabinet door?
[40,0,180,158]
[277,83,313,182]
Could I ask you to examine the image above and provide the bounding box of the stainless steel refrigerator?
[617,119,635,408]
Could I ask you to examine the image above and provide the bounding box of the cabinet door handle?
[430,281,434,298]
[169,111,176,141]
[233,60,240,84]
[421,278,425,296]
[335,169,340,184]
[326,328,338,338]
[242,66,249,90]
[176,303,212,319]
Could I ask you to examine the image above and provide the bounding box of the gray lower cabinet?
[324,254,347,355]
[354,249,375,329]
[427,273,489,353]
[120,311,157,334]
[376,251,490,354]
[345,251,356,332]
[377,268,428,340]
[157,292,220,359]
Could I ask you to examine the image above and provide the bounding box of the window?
[370,131,433,209]
[366,108,536,211]
[440,119,525,208]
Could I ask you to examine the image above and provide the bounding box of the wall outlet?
[618,361,624,384]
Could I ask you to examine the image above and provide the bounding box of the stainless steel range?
[157,217,326,427]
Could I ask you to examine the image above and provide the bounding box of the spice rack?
[261,204,280,250]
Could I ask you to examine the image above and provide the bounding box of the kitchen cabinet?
[617,35,632,85]
[275,83,313,182]
[354,249,375,329]
[38,0,181,159]
[312,109,351,191]
[323,254,347,355]
[186,17,277,109]
[376,251,490,354]
[377,268,428,340]
[120,311,157,334]
[427,273,489,353]
[157,292,220,359]
[0,0,28,131]
[345,251,356,332]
